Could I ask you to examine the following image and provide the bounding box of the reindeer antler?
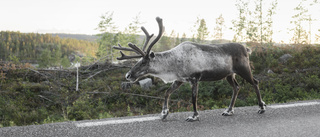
[113,44,144,60]
[141,27,154,51]
[113,17,164,60]
[146,17,164,56]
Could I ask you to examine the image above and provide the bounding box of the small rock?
[138,78,153,90]
[267,69,274,74]
[279,54,293,63]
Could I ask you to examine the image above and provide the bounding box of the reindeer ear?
[150,52,155,58]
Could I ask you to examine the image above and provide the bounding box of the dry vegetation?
[1,43,320,127]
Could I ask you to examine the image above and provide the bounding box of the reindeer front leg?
[186,78,200,122]
[222,74,240,116]
[161,81,183,120]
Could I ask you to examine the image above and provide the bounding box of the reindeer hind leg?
[237,65,266,114]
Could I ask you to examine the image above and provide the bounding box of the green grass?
[1,43,320,127]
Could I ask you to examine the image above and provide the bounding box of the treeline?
[2,43,320,127]
[95,12,232,62]
[0,31,98,67]
[95,0,320,60]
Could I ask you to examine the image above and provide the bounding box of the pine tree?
[232,0,248,42]
[125,13,142,45]
[158,32,171,51]
[264,0,278,45]
[213,14,225,41]
[175,33,180,46]
[169,30,176,48]
[39,48,52,68]
[116,13,143,60]
[232,0,277,44]
[181,33,187,43]
[290,0,317,44]
[95,11,117,61]
[196,18,209,44]
[53,45,62,66]
[61,55,70,68]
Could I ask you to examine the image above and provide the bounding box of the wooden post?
[75,62,80,91]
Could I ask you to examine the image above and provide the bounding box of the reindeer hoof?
[258,109,265,114]
[222,109,234,116]
[258,102,266,114]
[160,109,169,120]
[186,115,200,122]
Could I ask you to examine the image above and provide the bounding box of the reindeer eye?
[141,59,148,65]
[150,52,155,58]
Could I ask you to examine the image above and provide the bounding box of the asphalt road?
[1,100,320,137]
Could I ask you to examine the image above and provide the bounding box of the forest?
[0,31,98,67]
[1,0,320,127]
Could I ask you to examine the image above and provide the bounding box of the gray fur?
[125,41,266,122]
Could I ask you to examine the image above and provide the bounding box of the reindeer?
[113,17,266,122]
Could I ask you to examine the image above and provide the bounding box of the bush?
[2,44,320,127]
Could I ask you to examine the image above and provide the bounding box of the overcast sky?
[1,0,319,43]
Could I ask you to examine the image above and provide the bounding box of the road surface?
[1,100,320,137]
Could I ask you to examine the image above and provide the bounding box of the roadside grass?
[1,43,320,127]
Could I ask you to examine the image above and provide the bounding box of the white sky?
[1,0,320,43]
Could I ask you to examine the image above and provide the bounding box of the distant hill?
[49,33,232,46]
[50,33,99,41]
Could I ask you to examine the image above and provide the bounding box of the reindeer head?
[113,17,164,82]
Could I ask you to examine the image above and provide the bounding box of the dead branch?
[83,65,129,81]
[38,95,53,102]
[84,56,110,71]
[85,91,182,103]
[27,68,49,80]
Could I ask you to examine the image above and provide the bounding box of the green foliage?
[190,17,210,44]
[95,11,118,61]
[290,0,314,44]
[2,43,320,128]
[61,56,71,68]
[39,48,52,68]
[9,55,20,64]
[0,31,98,68]
[232,0,248,42]
[232,0,278,44]
[213,14,225,41]
[196,18,209,44]
[67,94,96,120]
